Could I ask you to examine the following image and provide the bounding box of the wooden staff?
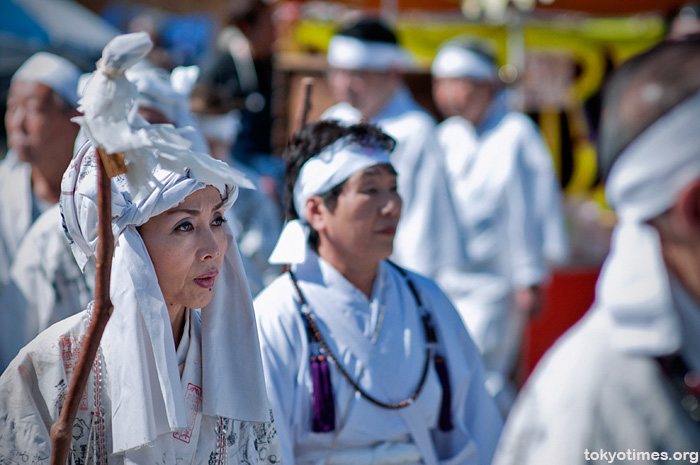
[281,77,315,275]
[294,77,315,133]
[50,148,126,465]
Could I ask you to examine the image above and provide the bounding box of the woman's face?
[312,164,401,268]
[138,185,228,314]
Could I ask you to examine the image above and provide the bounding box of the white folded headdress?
[126,64,210,154]
[597,89,700,356]
[268,135,393,264]
[12,52,81,107]
[327,34,410,71]
[431,43,497,82]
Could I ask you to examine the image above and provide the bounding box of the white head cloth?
[431,43,497,81]
[327,34,410,71]
[60,144,271,453]
[268,135,393,264]
[75,32,253,202]
[11,52,81,107]
[597,89,700,356]
[125,64,210,154]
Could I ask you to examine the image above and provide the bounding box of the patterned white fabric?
[0,305,281,463]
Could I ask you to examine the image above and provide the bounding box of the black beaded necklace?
[289,261,453,432]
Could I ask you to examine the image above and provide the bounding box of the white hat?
[431,42,498,82]
[12,52,81,107]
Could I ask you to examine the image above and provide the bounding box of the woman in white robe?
[0,141,280,464]
[0,43,280,463]
[255,120,502,465]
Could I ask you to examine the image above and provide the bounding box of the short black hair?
[337,17,398,45]
[283,120,395,248]
[597,34,700,179]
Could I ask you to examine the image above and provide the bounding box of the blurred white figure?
[321,17,465,285]
[430,39,567,412]
[493,37,700,464]
[0,53,80,287]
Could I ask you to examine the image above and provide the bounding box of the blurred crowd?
[1,0,700,463]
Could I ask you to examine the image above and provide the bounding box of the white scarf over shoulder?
[598,89,700,356]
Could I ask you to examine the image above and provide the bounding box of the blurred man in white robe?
[430,39,566,412]
[0,53,81,288]
[493,36,700,464]
[321,18,464,284]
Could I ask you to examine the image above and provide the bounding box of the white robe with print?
[254,251,503,465]
[321,87,464,281]
[0,305,281,464]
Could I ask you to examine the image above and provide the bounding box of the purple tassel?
[310,354,336,432]
[434,355,453,431]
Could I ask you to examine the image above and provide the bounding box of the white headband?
[606,89,700,222]
[76,32,252,201]
[327,35,409,71]
[268,136,393,264]
[597,89,700,357]
[12,52,81,107]
[431,44,497,81]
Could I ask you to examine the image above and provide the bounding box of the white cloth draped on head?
[125,64,210,154]
[75,32,252,202]
[268,135,393,265]
[327,35,410,71]
[597,89,700,356]
[431,44,497,82]
[60,143,271,453]
[12,52,81,107]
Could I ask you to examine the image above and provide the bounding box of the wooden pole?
[294,77,315,134]
[281,77,315,274]
[50,148,123,464]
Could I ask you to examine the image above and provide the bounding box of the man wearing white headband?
[431,39,567,269]
[322,18,464,288]
[493,36,700,464]
[0,35,280,461]
[257,120,502,465]
[430,38,568,412]
[0,52,81,291]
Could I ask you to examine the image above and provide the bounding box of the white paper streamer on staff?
[74,32,254,201]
